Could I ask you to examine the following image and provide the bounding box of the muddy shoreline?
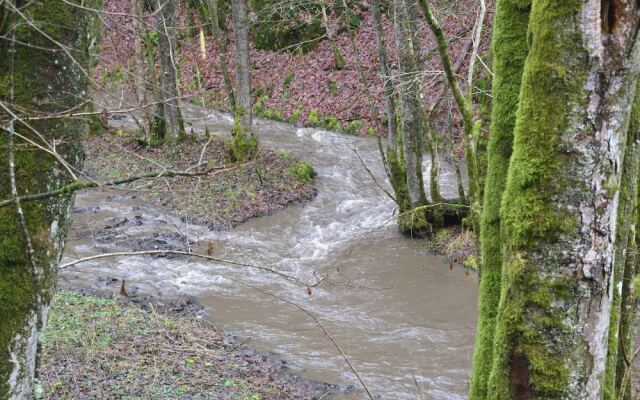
[41,289,347,399]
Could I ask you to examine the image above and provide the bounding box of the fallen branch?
[0,163,247,208]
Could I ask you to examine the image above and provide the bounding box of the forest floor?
[39,291,337,399]
[83,129,316,230]
[98,0,488,140]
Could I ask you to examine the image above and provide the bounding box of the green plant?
[276,149,290,158]
[344,120,363,135]
[323,115,341,131]
[288,161,315,183]
[307,108,320,125]
[288,104,304,125]
[328,80,339,96]
[283,71,295,88]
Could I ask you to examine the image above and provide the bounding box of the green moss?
[387,151,410,214]
[469,1,530,395]
[307,108,320,126]
[287,161,315,183]
[0,1,101,396]
[484,0,590,398]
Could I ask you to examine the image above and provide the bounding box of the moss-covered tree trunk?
[475,1,640,397]
[156,0,185,141]
[393,0,428,232]
[0,1,99,398]
[230,0,257,160]
[372,0,410,213]
[468,0,530,398]
[420,0,481,232]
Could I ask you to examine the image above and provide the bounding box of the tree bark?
[206,0,236,111]
[394,0,427,215]
[321,1,345,70]
[372,0,397,158]
[468,1,530,398]
[132,0,153,143]
[156,0,185,141]
[482,1,640,398]
[0,1,100,398]
[607,79,640,400]
[420,0,480,232]
[230,0,257,160]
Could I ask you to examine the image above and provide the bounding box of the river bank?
[39,290,338,399]
[83,129,316,230]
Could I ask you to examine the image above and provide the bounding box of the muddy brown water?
[61,98,478,399]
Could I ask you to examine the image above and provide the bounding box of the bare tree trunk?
[0,1,99,398]
[132,0,152,143]
[206,0,236,111]
[475,1,640,397]
[605,79,640,400]
[156,0,185,142]
[321,1,345,70]
[230,0,257,160]
[372,0,397,158]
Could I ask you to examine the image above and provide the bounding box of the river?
[61,99,479,399]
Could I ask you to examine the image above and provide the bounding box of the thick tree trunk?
[468,1,530,398]
[0,1,99,398]
[230,0,257,160]
[156,0,185,141]
[481,1,640,398]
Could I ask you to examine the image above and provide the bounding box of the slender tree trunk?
[420,0,480,232]
[321,2,345,70]
[230,0,257,160]
[0,1,99,398]
[394,0,427,219]
[372,0,397,158]
[156,0,185,141]
[468,1,530,398]
[479,1,640,397]
[371,0,411,213]
[132,0,152,143]
[454,161,466,204]
[606,80,640,400]
[206,0,236,111]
